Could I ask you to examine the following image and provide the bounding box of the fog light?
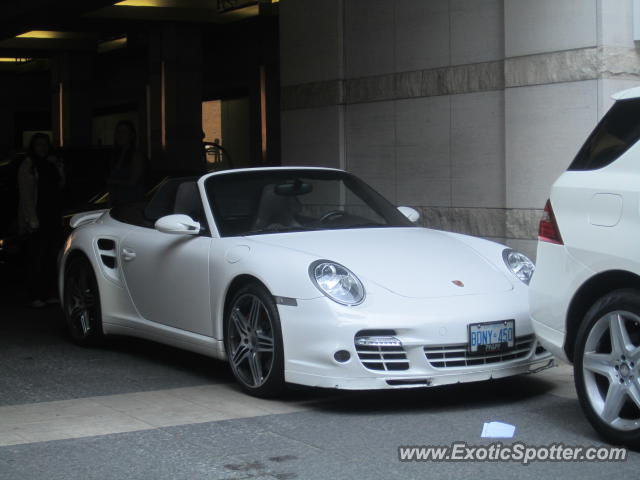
[334,350,351,363]
[354,336,402,347]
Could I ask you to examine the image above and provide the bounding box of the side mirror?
[155,214,201,235]
[397,206,420,223]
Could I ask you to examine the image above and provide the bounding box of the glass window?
[569,98,640,171]
[205,169,413,237]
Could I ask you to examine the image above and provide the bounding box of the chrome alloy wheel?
[65,266,97,338]
[582,310,640,431]
[227,293,276,388]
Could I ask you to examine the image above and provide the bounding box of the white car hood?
[248,227,513,298]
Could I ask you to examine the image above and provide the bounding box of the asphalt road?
[0,278,637,479]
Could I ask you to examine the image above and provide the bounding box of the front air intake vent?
[355,330,409,371]
[386,378,431,387]
[424,335,535,369]
[97,238,117,270]
[97,238,115,250]
[100,255,116,269]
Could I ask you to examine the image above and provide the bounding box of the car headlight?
[502,248,535,285]
[309,260,365,306]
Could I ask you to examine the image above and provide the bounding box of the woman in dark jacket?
[17,133,64,308]
[107,120,146,207]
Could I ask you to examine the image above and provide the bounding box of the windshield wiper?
[242,225,320,236]
[340,222,386,229]
[242,222,387,236]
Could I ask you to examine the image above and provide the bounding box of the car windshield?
[205,169,414,237]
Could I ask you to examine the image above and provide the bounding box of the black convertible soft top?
[110,176,202,230]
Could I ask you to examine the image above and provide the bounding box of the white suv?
[530,86,640,447]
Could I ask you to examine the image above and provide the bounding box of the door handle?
[122,247,137,261]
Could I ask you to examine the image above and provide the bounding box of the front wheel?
[224,283,285,397]
[574,289,640,448]
[63,255,104,346]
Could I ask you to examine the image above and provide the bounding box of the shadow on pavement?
[302,373,559,414]
[0,264,562,415]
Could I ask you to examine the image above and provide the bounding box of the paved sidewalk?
[0,296,635,480]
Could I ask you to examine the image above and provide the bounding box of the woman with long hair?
[107,120,146,207]
[17,133,64,308]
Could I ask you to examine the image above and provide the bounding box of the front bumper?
[286,357,556,390]
[278,288,554,390]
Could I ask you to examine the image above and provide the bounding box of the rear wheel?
[63,255,104,346]
[574,289,640,448]
[224,283,285,397]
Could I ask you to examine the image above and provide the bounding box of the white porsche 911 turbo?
[60,167,553,396]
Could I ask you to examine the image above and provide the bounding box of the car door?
[120,179,214,336]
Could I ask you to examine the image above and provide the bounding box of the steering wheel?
[319,210,347,224]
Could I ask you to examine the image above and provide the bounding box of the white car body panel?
[121,227,213,335]
[530,86,640,363]
[60,167,553,390]
[249,228,514,299]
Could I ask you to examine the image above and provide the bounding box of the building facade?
[279,0,640,258]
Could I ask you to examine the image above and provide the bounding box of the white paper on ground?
[481,421,516,438]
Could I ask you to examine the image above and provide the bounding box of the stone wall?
[279,0,640,258]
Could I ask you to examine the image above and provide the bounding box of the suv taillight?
[539,199,563,245]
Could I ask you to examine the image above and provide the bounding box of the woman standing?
[107,120,146,207]
[17,133,64,308]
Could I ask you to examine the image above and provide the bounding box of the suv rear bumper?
[531,317,569,363]
[529,241,594,364]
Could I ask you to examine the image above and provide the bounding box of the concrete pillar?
[0,73,15,150]
[247,62,281,167]
[280,0,346,170]
[51,53,93,148]
[148,24,204,174]
[260,14,282,167]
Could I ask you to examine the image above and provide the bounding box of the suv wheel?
[575,289,640,447]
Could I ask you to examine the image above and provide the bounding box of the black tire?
[63,255,104,346]
[574,289,640,448]
[224,282,285,398]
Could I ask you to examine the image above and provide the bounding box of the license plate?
[468,320,515,353]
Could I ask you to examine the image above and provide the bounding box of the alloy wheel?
[227,293,276,388]
[65,265,97,339]
[582,310,640,431]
